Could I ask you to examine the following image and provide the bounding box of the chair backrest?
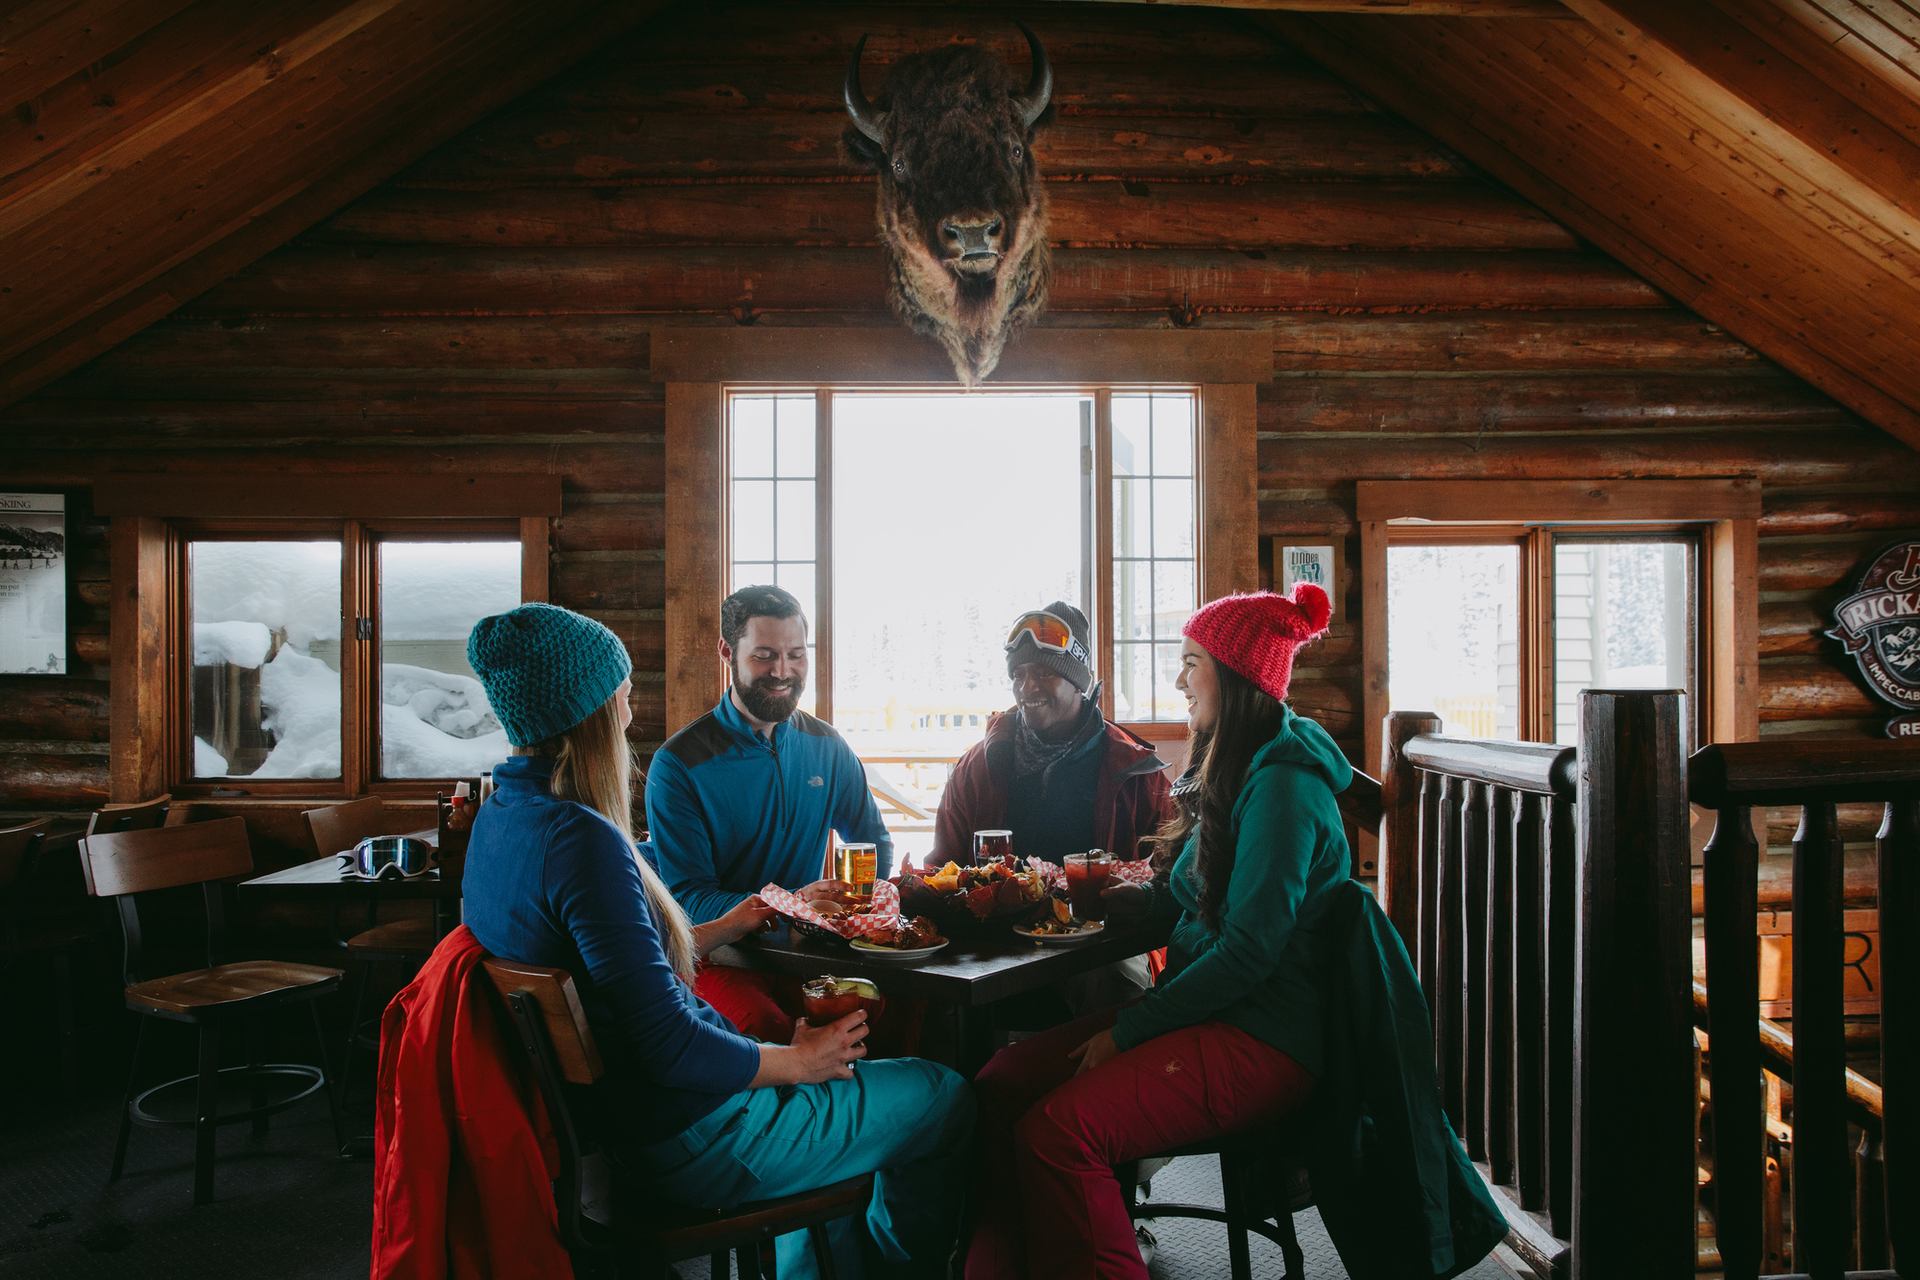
[86,795,171,839]
[0,818,52,898]
[481,958,605,1086]
[481,956,610,1255]
[305,795,387,859]
[80,817,254,984]
[79,817,252,899]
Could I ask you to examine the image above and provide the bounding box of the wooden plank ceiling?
[0,0,661,409]
[1267,0,1920,452]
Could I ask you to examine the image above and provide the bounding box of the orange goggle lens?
[1005,612,1091,668]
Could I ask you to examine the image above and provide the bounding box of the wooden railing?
[1380,691,1697,1279]
[1692,739,1917,1279]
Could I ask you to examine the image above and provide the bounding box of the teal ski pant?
[628,1056,973,1278]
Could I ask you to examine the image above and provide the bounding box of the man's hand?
[1068,1028,1120,1075]
[799,878,858,906]
[1100,881,1152,923]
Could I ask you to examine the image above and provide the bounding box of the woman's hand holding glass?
[791,1010,870,1082]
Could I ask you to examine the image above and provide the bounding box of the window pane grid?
[730,394,820,717]
[1110,392,1196,721]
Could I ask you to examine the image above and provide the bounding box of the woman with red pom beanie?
[965,583,1351,1280]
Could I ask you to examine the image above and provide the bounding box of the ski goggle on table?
[339,836,436,881]
[1004,611,1091,670]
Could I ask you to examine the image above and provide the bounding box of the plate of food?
[893,857,1049,934]
[848,914,948,961]
[1011,898,1106,945]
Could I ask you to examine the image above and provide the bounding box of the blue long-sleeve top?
[462,754,761,1145]
[644,694,894,925]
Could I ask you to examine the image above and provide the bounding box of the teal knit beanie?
[467,603,632,747]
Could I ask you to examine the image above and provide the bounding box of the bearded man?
[646,583,893,1041]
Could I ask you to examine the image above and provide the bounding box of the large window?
[100,473,558,801]
[1358,478,1759,772]
[183,526,522,787]
[725,388,1200,861]
[1386,528,1697,746]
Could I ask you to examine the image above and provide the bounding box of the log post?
[1571,689,1693,1279]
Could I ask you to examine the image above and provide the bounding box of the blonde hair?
[522,696,698,981]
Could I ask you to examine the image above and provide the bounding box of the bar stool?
[482,956,870,1279]
[1125,1128,1311,1280]
[303,798,435,1115]
[80,817,345,1205]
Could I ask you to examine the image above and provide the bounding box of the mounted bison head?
[842,26,1053,385]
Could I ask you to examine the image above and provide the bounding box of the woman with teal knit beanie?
[462,602,973,1278]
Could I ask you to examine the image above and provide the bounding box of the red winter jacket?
[371,925,572,1280]
[929,709,1174,865]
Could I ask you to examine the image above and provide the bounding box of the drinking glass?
[972,829,1014,865]
[1064,850,1114,921]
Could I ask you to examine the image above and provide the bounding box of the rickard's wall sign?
[1826,540,1920,740]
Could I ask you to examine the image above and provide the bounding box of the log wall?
[2,3,1913,834]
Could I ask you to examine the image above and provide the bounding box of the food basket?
[891,857,1050,935]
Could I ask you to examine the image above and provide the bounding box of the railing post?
[1381,710,1442,951]
[1571,689,1694,1280]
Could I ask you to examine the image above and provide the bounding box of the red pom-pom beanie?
[1181,583,1332,703]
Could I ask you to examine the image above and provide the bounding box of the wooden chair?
[86,794,172,838]
[303,797,435,1119]
[0,818,88,1092]
[480,956,873,1279]
[79,817,345,1205]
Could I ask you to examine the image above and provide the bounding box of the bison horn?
[1011,21,1052,130]
[843,34,887,146]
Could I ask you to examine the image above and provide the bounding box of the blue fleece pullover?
[462,754,761,1145]
[645,694,893,925]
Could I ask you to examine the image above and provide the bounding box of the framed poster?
[1275,540,1338,616]
[0,493,67,674]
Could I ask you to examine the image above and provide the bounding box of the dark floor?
[1,1078,1523,1280]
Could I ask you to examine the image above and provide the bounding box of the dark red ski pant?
[965,1007,1314,1280]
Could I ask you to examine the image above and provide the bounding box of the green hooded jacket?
[1110,705,1352,1075]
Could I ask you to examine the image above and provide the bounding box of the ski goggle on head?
[1004,611,1091,671]
[339,836,436,881]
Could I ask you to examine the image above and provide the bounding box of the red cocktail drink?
[801,976,885,1026]
[1064,851,1113,921]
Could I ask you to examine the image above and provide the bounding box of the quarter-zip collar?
[712,690,790,753]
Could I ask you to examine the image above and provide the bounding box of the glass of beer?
[972,829,1014,866]
[840,842,878,894]
[1064,850,1114,921]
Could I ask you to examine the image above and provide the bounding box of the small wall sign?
[1825,539,1920,739]
[1278,543,1337,615]
[0,492,66,675]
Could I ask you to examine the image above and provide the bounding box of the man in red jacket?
[931,602,1172,870]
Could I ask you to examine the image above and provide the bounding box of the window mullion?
[1093,389,1115,721]
[1527,527,1554,744]
[816,389,834,725]
[342,520,369,795]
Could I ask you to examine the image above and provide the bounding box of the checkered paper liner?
[758,879,904,941]
[1024,856,1156,893]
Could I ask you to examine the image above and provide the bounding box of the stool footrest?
[129,1063,328,1130]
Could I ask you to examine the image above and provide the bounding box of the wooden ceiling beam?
[1271,11,1920,453]
[0,0,663,409]
[0,0,198,112]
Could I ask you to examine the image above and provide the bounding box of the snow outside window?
[379,541,519,777]
[1387,543,1521,740]
[1110,393,1197,722]
[190,540,343,779]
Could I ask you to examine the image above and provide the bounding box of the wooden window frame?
[1357,478,1761,783]
[658,329,1267,747]
[100,474,559,802]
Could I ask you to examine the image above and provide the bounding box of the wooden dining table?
[238,828,461,934]
[708,917,1170,1072]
